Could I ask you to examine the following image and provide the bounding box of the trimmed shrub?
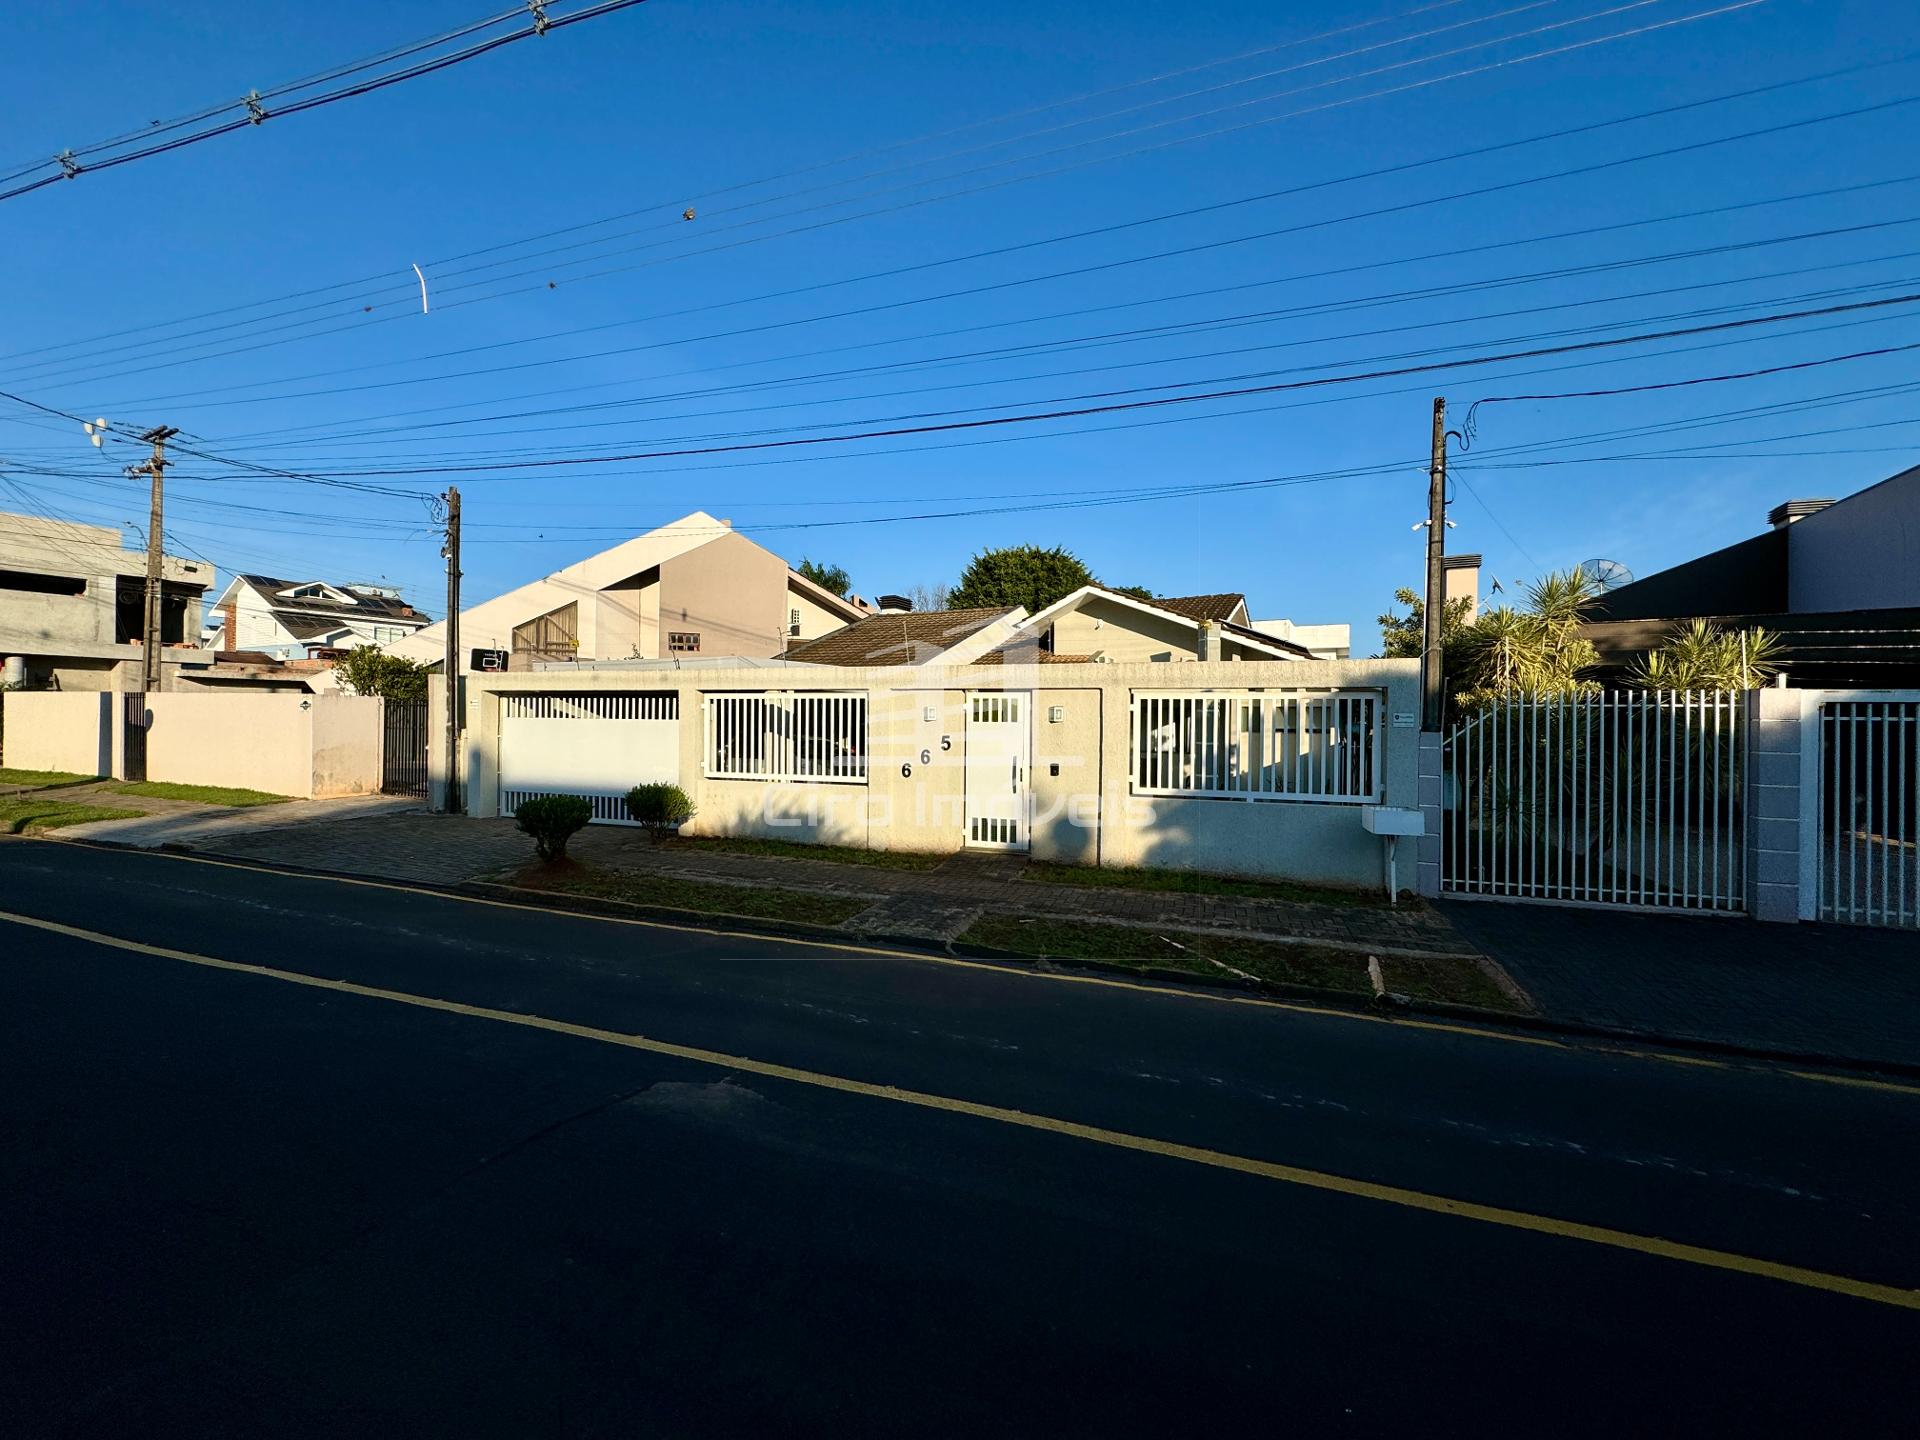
[515,794,592,862]
[625,782,696,842]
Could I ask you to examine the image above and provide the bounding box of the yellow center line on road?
[6,906,1919,1314]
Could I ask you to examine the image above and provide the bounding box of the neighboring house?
[389,511,866,674]
[1251,620,1352,661]
[202,575,433,660]
[0,510,212,690]
[1583,466,1920,685]
[782,607,1028,667]
[784,588,1321,668]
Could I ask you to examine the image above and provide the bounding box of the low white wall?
[1,692,113,776]
[141,692,382,798]
[464,659,1421,888]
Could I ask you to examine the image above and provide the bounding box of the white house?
[202,575,433,660]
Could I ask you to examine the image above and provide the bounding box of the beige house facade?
[390,512,864,674]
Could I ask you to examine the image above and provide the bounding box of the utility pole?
[1421,396,1447,730]
[137,426,179,694]
[441,486,462,813]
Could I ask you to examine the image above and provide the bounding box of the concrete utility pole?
[1421,397,1447,730]
[137,426,179,694]
[441,486,462,813]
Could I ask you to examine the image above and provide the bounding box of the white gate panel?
[1442,690,1746,912]
[498,691,679,824]
[1818,696,1919,928]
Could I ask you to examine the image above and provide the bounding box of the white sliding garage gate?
[497,691,679,824]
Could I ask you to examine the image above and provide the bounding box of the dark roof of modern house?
[783,607,1014,666]
[276,614,358,641]
[1219,618,1315,658]
[238,574,430,623]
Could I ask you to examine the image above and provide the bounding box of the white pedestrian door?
[965,691,1031,850]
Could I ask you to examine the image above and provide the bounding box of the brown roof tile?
[782,607,1015,666]
[1149,591,1246,622]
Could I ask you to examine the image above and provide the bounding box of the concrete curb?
[40,833,1920,1083]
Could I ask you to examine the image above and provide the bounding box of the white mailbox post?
[1360,805,1427,904]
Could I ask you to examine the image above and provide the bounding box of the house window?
[512,602,579,662]
[668,631,701,653]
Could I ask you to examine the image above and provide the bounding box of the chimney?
[877,593,913,613]
[1196,619,1219,661]
[221,599,238,653]
[1441,553,1482,620]
[1768,498,1835,530]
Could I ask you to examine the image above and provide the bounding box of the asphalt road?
[2,839,1916,1437]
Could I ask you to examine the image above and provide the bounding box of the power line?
[238,292,1920,477]
[0,0,660,205]
[16,2,1824,397]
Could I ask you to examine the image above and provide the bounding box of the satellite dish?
[1577,558,1634,591]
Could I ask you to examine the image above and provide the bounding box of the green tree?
[1107,583,1156,602]
[796,558,852,598]
[1451,568,1603,708]
[949,545,1096,611]
[1375,586,1473,661]
[1627,619,1782,690]
[333,644,428,702]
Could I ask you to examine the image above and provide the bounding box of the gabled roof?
[229,574,428,623]
[786,567,867,622]
[1018,585,1311,659]
[1149,592,1249,624]
[783,607,1019,666]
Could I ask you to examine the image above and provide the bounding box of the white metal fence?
[502,691,677,721]
[704,692,867,783]
[1443,691,1746,911]
[1818,697,1919,928]
[1131,690,1382,802]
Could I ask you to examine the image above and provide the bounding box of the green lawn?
[106,781,292,807]
[520,861,873,927]
[959,914,1517,1012]
[0,768,99,791]
[1022,860,1400,909]
[666,834,945,871]
[0,798,147,834]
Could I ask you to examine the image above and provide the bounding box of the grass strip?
[961,914,1517,1012]
[106,781,292,807]
[0,800,148,835]
[1022,860,1401,909]
[664,835,944,870]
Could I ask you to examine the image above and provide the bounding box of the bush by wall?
[515,794,593,862]
[625,782,696,842]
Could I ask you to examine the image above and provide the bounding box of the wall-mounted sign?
[471,648,509,672]
[1390,710,1418,729]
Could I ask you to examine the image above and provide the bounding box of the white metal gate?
[1443,691,1746,912]
[965,691,1030,850]
[498,691,679,824]
[1817,696,1919,928]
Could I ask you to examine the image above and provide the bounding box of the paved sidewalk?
[1440,901,1920,1068]
[60,795,420,852]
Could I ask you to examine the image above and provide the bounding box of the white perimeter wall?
[459,658,1421,888]
[1,692,114,776]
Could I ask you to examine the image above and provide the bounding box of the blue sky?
[3,0,1916,646]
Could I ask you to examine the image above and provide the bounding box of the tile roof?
[1220,618,1315,658]
[783,607,1015,666]
[1148,591,1246,622]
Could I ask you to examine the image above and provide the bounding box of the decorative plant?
[515,794,592,862]
[625,782,696,843]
